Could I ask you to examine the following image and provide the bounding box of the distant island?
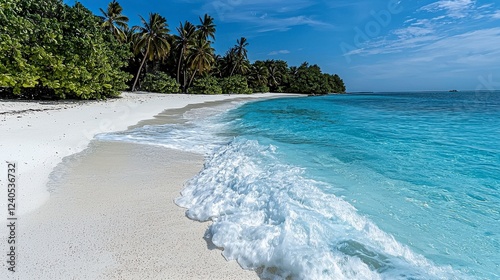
[449,89,459,92]
[0,0,346,100]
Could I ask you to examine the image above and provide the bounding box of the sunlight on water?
[100,92,500,279]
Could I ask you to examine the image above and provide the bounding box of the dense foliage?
[0,0,131,99]
[0,0,346,99]
[140,71,180,93]
[190,76,222,94]
[220,75,252,95]
[289,63,346,94]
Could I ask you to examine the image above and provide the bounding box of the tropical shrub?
[288,62,346,94]
[251,85,270,93]
[0,0,347,99]
[140,71,180,93]
[331,74,346,93]
[288,63,322,94]
[219,75,252,94]
[263,60,290,92]
[0,0,132,99]
[190,76,222,94]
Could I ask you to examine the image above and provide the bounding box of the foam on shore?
[13,142,258,279]
[0,92,291,219]
[0,92,293,279]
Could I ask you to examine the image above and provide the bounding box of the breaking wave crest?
[176,138,461,280]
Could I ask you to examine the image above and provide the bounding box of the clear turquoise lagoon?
[100,91,500,279]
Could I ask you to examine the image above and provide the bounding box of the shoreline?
[0,92,296,218]
[0,92,297,279]
[14,142,258,279]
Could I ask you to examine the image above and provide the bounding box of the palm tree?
[131,13,171,91]
[197,14,216,42]
[99,0,129,42]
[230,37,249,76]
[265,60,290,91]
[249,62,269,88]
[173,21,197,92]
[219,51,234,77]
[123,26,136,48]
[210,54,224,78]
[267,63,282,90]
[187,39,215,88]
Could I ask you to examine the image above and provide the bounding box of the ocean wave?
[95,101,241,154]
[96,98,469,279]
[175,138,461,280]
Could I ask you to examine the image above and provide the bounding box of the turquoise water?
[100,92,500,279]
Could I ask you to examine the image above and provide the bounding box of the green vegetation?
[131,13,171,91]
[99,0,129,42]
[0,0,131,99]
[190,76,222,94]
[289,63,346,94]
[0,0,346,99]
[140,71,180,93]
[220,75,252,95]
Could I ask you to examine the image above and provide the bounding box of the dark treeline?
[0,0,346,99]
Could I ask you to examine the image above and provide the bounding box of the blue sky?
[65,0,500,92]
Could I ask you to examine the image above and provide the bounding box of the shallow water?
[99,92,500,279]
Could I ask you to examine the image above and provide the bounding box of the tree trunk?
[132,52,148,92]
[230,62,237,77]
[188,69,198,89]
[176,47,184,84]
[183,68,187,93]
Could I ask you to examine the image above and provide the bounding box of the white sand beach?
[0,92,293,279]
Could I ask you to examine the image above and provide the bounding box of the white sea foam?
[96,101,244,154]
[176,138,463,280]
[98,101,466,279]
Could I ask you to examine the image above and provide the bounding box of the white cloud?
[478,3,494,9]
[419,0,500,21]
[255,15,331,33]
[394,25,433,38]
[350,27,500,80]
[268,50,291,55]
[195,0,332,33]
[404,18,417,24]
[418,27,500,62]
[420,0,476,19]
[343,0,500,58]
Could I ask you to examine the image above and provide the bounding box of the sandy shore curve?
[0,92,296,279]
